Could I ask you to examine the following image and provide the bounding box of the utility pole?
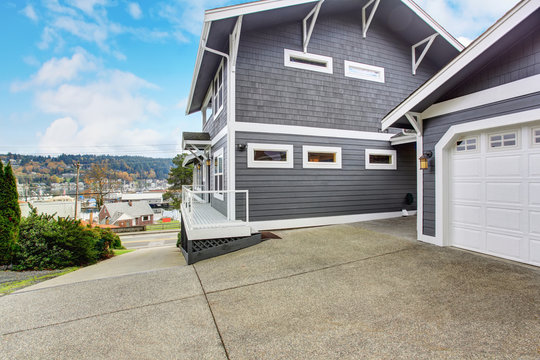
[74,161,80,219]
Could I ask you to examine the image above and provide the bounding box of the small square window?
[456,137,477,152]
[489,131,518,150]
[303,146,341,169]
[365,149,396,170]
[248,143,294,168]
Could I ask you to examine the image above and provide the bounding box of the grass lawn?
[0,267,79,295]
[146,220,180,231]
[113,249,135,256]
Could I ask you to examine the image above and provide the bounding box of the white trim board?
[302,145,342,169]
[250,211,417,231]
[205,0,318,21]
[234,122,393,141]
[381,0,537,130]
[423,74,540,119]
[434,107,540,247]
[211,126,229,146]
[247,143,294,168]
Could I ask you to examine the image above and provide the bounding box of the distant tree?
[84,161,117,208]
[0,162,21,266]
[163,154,193,209]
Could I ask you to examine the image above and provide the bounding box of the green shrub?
[94,227,124,250]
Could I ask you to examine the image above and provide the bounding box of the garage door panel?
[530,183,540,206]
[486,232,522,259]
[452,182,482,202]
[452,204,482,226]
[529,154,540,176]
[530,211,540,235]
[452,158,481,177]
[530,238,540,266]
[486,207,522,232]
[486,155,521,177]
[451,226,483,251]
[485,182,521,204]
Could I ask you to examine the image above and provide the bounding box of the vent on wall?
[284,49,333,74]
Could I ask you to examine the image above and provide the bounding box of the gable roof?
[103,201,153,218]
[186,0,464,115]
[381,0,540,130]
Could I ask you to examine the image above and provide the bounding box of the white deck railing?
[181,185,249,230]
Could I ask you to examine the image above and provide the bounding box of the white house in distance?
[20,196,81,219]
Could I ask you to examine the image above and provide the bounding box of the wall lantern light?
[419,151,432,170]
[236,143,247,152]
[206,159,211,166]
[197,164,201,170]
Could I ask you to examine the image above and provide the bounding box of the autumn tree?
[163,154,193,209]
[84,161,117,208]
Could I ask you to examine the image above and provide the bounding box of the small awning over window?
[182,132,211,150]
[182,150,205,167]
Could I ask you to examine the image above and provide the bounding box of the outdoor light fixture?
[419,151,432,170]
[197,164,201,170]
[236,143,247,151]
[206,159,211,166]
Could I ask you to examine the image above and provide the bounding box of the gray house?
[382,0,540,266]
[180,0,464,263]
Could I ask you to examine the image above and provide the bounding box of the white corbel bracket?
[412,33,438,75]
[302,0,324,53]
[405,112,422,136]
[362,0,380,38]
[230,15,243,69]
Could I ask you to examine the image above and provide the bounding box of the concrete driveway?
[1,217,539,359]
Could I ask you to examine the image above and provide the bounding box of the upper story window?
[532,127,540,146]
[489,130,518,150]
[365,149,396,170]
[247,143,294,168]
[202,88,213,126]
[456,137,478,153]
[212,61,224,117]
[302,146,342,169]
[344,60,385,83]
[284,49,333,74]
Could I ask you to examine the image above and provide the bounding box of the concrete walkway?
[1,219,539,359]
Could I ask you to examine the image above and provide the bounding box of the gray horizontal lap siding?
[422,91,540,237]
[203,61,228,138]
[235,14,438,132]
[236,132,416,222]
[211,135,227,216]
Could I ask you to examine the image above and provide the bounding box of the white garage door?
[449,123,540,266]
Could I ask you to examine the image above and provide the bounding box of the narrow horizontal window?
[344,60,385,83]
[248,143,294,168]
[532,128,540,146]
[456,137,478,152]
[489,131,518,150]
[284,49,333,74]
[365,149,396,170]
[303,146,341,169]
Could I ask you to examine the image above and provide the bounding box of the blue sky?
[0,0,519,158]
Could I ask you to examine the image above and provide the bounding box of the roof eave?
[204,0,318,22]
[186,21,212,115]
[381,0,536,131]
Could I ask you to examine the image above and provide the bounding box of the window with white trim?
[344,60,385,83]
[284,49,333,74]
[455,137,478,152]
[533,127,540,146]
[489,131,518,150]
[365,149,397,170]
[302,146,342,169]
[247,143,294,168]
[202,88,213,126]
[213,148,224,200]
[212,62,224,117]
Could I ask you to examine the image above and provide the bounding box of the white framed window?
[344,60,385,83]
[365,149,397,170]
[284,49,333,74]
[202,87,213,126]
[212,61,224,117]
[302,146,342,169]
[247,143,294,168]
[532,127,540,146]
[455,136,478,153]
[213,148,224,200]
[488,130,519,150]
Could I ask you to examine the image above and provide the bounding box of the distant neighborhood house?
[99,201,154,227]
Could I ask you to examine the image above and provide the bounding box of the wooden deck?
[182,202,252,240]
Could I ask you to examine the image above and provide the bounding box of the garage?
[449,123,540,266]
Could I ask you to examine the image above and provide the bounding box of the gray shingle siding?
[203,61,228,138]
[211,135,227,216]
[236,132,416,222]
[422,91,540,236]
[236,14,438,132]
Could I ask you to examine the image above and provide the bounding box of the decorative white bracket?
[412,33,438,75]
[362,0,380,38]
[230,15,243,69]
[405,112,422,136]
[302,0,324,53]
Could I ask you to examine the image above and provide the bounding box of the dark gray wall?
[235,13,439,132]
[422,92,540,236]
[236,132,417,222]
[440,23,540,101]
[203,61,228,138]
[211,135,228,216]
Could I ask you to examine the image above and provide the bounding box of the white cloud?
[128,2,142,19]
[22,55,41,67]
[53,16,109,48]
[457,36,473,47]
[66,0,108,16]
[38,26,56,50]
[22,4,38,21]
